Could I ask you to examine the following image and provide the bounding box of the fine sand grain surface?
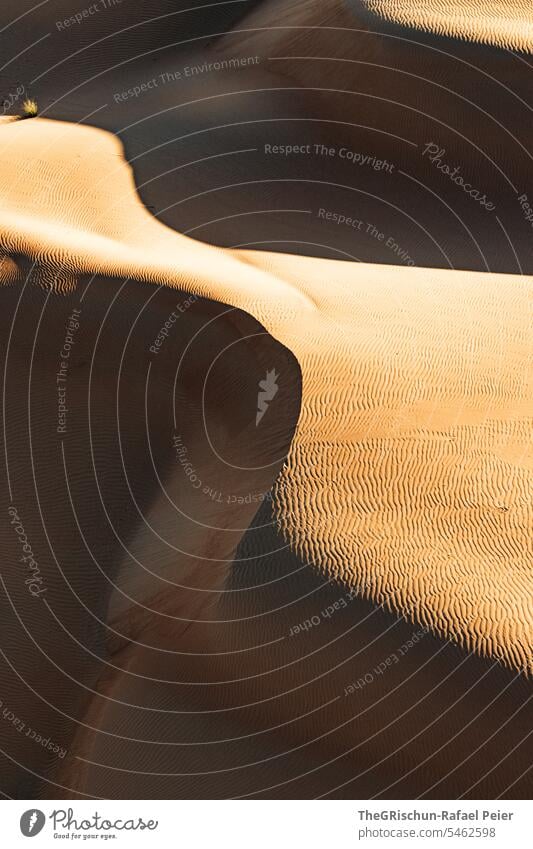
[0,0,531,800]
[358,0,533,51]
[0,115,531,798]
[1,115,531,673]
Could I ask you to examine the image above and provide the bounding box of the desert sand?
[359,0,533,51]
[0,0,531,800]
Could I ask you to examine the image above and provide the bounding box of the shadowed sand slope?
[2,0,532,275]
[1,116,531,681]
[243,249,533,674]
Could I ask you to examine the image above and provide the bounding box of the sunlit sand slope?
[358,0,533,51]
[243,248,533,673]
[220,0,533,54]
[0,117,531,677]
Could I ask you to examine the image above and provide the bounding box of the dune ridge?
[359,0,533,52]
[0,116,531,678]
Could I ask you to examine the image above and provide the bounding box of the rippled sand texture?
[359,0,533,51]
[1,0,532,798]
[1,117,531,677]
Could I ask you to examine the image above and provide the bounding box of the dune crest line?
[0,116,531,676]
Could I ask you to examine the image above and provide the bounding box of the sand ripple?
[0,117,531,676]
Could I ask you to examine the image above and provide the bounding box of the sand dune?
[0,1,532,800]
[1,116,531,674]
[2,0,531,274]
[359,1,533,51]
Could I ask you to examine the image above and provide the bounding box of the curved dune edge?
[358,0,533,52]
[0,117,531,674]
[217,0,533,60]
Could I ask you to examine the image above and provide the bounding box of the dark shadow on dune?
[0,271,302,798]
[0,0,531,802]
